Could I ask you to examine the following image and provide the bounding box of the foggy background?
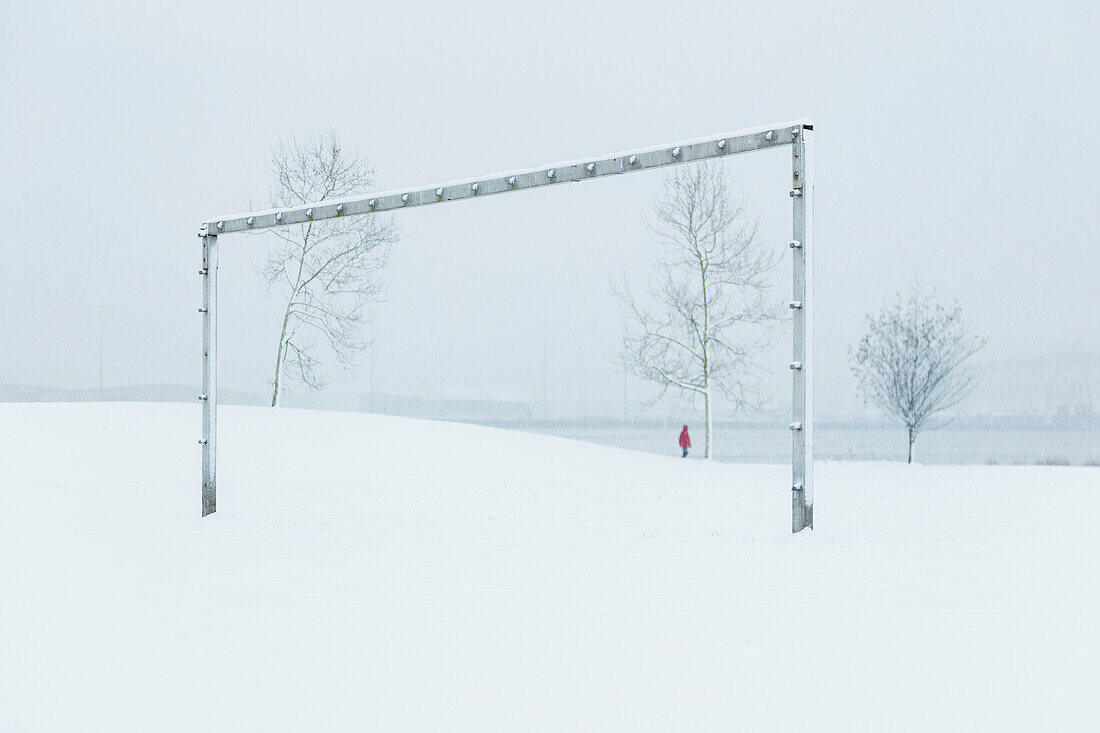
[2,1,1097,455]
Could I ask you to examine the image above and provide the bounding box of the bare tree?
[260,133,398,406]
[850,281,985,463]
[615,162,781,458]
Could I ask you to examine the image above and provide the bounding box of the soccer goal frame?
[198,119,815,532]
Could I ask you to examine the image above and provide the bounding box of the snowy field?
[2,403,1097,731]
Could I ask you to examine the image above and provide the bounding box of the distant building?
[362,389,533,422]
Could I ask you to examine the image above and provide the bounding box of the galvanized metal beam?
[200,234,217,517]
[791,126,814,532]
[202,121,811,235]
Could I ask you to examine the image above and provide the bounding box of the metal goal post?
[198,119,815,532]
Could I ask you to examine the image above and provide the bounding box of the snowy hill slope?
[1,403,1097,731]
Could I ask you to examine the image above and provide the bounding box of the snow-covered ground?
[1,403,1097,731]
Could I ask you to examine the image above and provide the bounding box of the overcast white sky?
[2,0,1097,417]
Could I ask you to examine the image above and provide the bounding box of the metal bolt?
[672,146,681,157]
[435,187,443,198]
[629,154,637,166]
[792,128,799,138]
[717,139,726,149]
[790,422,803,431]
[199,268,207,276]
[368,198,376,208]
[246,216,254,227]
[765,131,774,141]
[198,394,208,401]
[793,483,804,491]
[508,176,517,187]
[789,240,802,249]
[547,169,555,179]
[789,300,803,310]
[198,307,208,313]
[198,438,208,445]
[789,189,802,197]
[789,361,802,370]
[586,163,595,173]
[401,194,409,204]
[275,212,284,222]
[471,183,479,193]
[336,204,344,214]
[306,208,313,219]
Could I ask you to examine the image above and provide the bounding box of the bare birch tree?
[615,162,781,458]
[260,133,398,406]
[849,281,985,463]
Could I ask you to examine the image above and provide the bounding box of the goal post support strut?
[791,126,814,532]
[200,231,217,517]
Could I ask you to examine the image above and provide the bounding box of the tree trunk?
[271,305,293,407]
[271,338,285,407]
[704,386,713,459]
[907,426,916,464]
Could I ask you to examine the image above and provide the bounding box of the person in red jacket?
[678,425,691,458]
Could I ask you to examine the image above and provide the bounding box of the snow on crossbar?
[201,120,812,236]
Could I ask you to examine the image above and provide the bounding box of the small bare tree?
[260,133,398,406]
[850,281,985,463]
[615,162,780,458]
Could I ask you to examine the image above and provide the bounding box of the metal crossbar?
[198,119,815,532]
